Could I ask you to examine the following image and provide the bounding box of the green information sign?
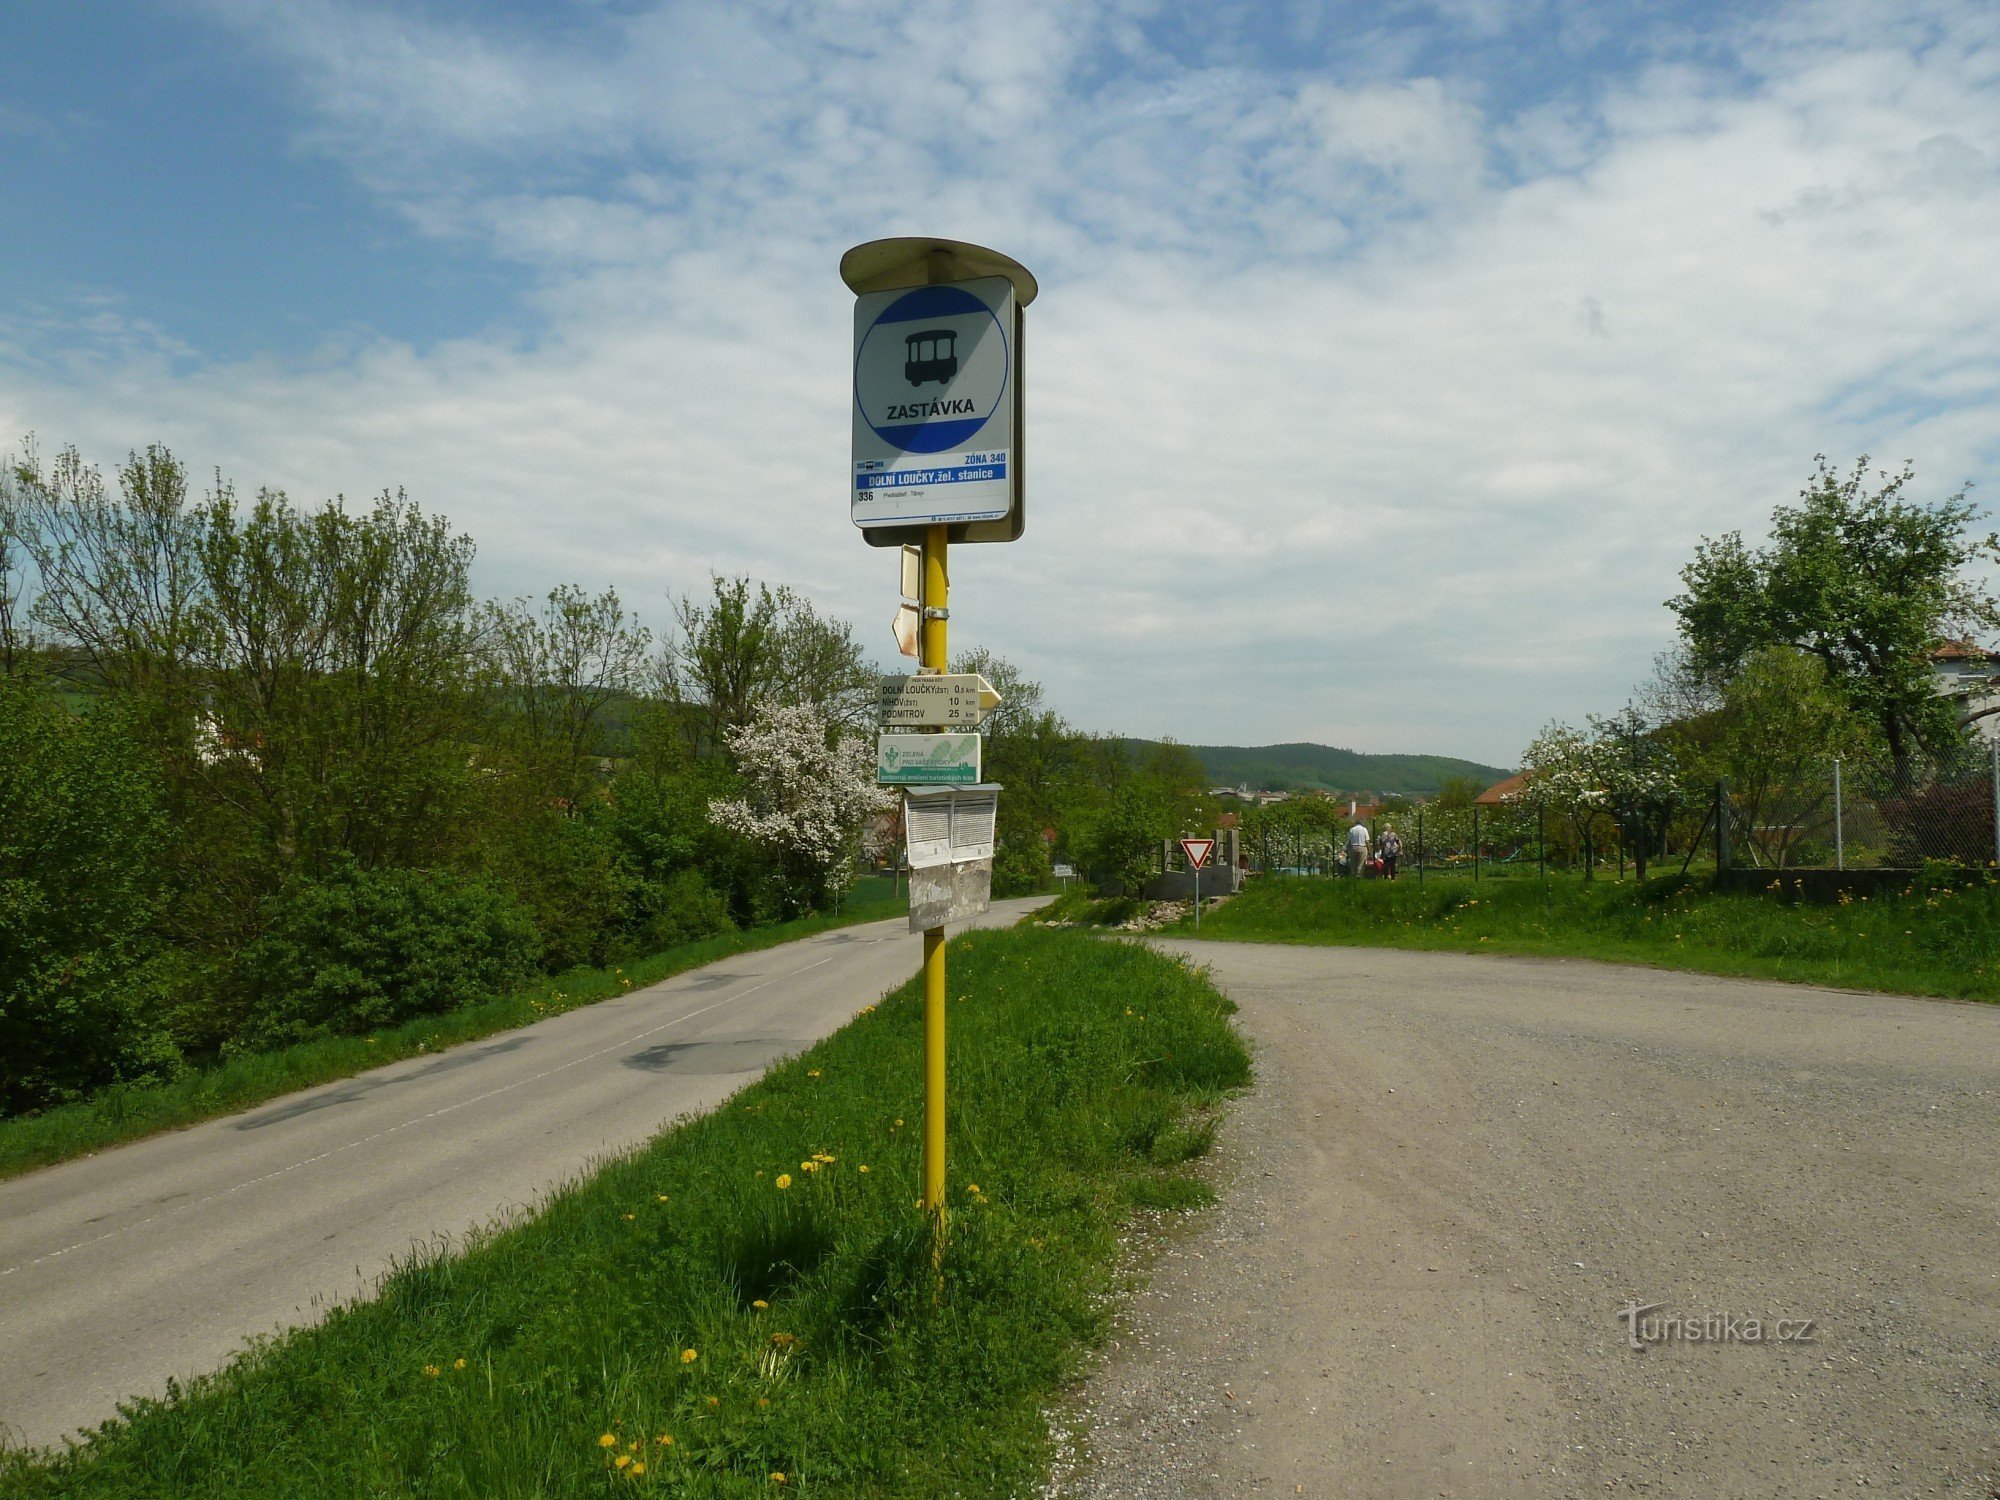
[877,732,982,786]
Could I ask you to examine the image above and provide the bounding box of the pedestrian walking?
[1379,824,1403,880]
[1346,819,1370,878]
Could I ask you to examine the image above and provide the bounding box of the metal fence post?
[1991,739,1999,871]
[1417,807,1425,887]
[1473,805,1481,882]
[1834,758,1844,871]
[1538,803,1547,886]
[1715,779,1731,872]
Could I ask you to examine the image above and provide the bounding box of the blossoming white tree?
[1517,713,1686,878]
[707,701,893,915]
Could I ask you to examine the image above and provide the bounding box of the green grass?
[0,880,907,1182]
[0,927,1250,1498]
[1184,871,2000,1002]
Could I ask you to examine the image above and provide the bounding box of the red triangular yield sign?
[1180,837,1215,870]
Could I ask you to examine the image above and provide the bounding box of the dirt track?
[1051,941,2000,1499]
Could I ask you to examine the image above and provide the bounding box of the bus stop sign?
[852,275,1017,532]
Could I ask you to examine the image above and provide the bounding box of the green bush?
[630,867,737,951]
[483,806,632,971]
[235,860,542,1047]
[0,680,181,1116]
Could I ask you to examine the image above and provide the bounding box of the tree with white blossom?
[1517,712,1686,879]
[707,701,893,916]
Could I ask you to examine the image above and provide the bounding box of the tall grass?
[1189,871,2000,1002]
[0,881,907,1181]
[0,927,1249,1498]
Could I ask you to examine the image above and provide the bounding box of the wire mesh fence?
[1721,741,2000,872]
[1238,739,2000,883]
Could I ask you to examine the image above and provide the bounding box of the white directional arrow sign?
[877,673,1003,728]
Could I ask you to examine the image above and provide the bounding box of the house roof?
[1933,640,1999,664]
[1474,771,1530,806]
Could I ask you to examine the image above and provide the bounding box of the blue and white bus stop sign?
[852,274,1016,531]
[845,237,1030,543]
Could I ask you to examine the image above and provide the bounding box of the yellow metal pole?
[921,524,949,1231]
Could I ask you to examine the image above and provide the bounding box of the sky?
[3,0,1997,768]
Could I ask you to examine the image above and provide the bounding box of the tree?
[0,677,179,1112]
[1586,707,1686,880]
[483,584,651,810]
[1517,722,1607,875]
[1670,455,2000,783]
[191,484,483,879]
[706,702,892,916]
[4,441,205,733]
[1700,647,1871,869]
[659,576,873,758]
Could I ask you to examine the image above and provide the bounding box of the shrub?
[0,680,181,1115]
[485,806,631,971]
[628,867,737,952]
[235,861,541,1047]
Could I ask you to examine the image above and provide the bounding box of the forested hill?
[1125,740,1514,796]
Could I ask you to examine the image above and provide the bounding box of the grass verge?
[1182,871,2000,1002]
[0,927,1249,1498]
[0,880,906,1181]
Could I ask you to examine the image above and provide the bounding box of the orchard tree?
[707,701,892,915]
[1669,455,2000,782]
[1703,646,1870,869]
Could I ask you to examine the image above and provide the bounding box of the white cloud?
[6,0,1999,766]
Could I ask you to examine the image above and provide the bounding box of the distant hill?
[1125,740,1514,797]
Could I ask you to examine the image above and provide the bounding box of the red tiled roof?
[1474,771,1530,806]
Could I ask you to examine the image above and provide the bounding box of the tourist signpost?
[842,238,1037,1252]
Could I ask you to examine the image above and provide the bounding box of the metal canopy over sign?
[877,673,1002,728]
[1181,837,1215,870]
[852,275,1016,532]
[877,731,982,786]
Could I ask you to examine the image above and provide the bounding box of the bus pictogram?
[903,329,958,387]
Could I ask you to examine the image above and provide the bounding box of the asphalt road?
[1056,941,2000,1499]
[0,899,1043,1452]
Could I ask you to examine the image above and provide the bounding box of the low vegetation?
[0,880,903,1180]
[1186,871,2000,1003]
[0,927,1250,1498]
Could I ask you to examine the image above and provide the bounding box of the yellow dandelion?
[770,1331,797,1348]
[775,1173,792,1189]
[806,1069,821,1078]
[623,1212,636,1220]
[800,1160,819,1173]
[857,1164,870,1173]
[453,1358,467,1370]
[893,1117,903,1127]
[965,1183,981,1194]
[707,1395,720,1408]
[599,1433,619,1448]
[771,1474,787,1485]
[615,1453,632,1470]
[758,1397,770,1409]
[680,1348,699,1364]
[656,1433,673,1446]
[752,1299,769,1310]
[422,1364,441,1378]
[656,1194,669,1203]
[631,1461,646,1476]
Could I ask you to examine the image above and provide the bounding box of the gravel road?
[1050,941,2000,1499]
[0,900,1043,1452]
